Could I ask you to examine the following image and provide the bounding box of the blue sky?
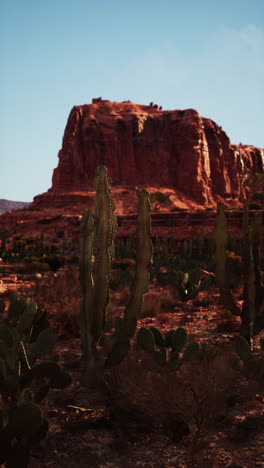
[1,0,263,201]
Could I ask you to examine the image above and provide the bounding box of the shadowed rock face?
[44,100,263,205]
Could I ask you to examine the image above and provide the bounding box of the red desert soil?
[0,269,263,468]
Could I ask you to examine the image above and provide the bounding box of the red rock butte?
[1,99,263,242]
[33,98,264,210]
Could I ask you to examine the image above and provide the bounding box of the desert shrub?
[152,192,170,203]
[31,267,81,338]
[152,253,214,285]
[248,202,262,210]
[225,250,243,282]
[252,191,264,201]
[109,267,135,291]
[45,254,66,272]
[53,307,80,338]
[23,261,50,274]
[104,345,254,464]
[25,237,35,244]
[56,230,65,238]
[193,298,210,308]
[114,235,136,259]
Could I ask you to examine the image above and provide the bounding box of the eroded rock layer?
[34,99,264,208]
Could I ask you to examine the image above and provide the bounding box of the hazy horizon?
[1,0,263,202]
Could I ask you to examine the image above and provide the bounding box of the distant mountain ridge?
[0,199,30,215]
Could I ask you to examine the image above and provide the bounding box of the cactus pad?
[137,327,156,352]
[235,336,252,361]
[171,327,187,352]
[149,326,164,347]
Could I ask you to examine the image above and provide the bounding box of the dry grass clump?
[105,347,240,426]
[31,266,81,337]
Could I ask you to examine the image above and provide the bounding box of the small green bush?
[23,261,50,274]
[252,191,264,201]
[45,255,66,272]
[249,202,262,210]
[152,192,170,203]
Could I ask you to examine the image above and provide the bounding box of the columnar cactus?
[79,209,95,369]
[106,189,153,367]
[80,166,117,378]
[214,202,240,315]
[79,167,153,378]
[0,296,71,467]
[240,201,264,345]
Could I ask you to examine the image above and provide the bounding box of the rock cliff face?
[1,99,263,243]
[38,99,264,206]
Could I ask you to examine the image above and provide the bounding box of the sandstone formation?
[33,99,264,209]
[1,99,263,244]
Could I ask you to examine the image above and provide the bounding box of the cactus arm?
[92,166,117,343]
[240,205,264,344]
[79,209,95,365]
[215,203,228,294]
[121,189,153,336]
[248,224,256,351]
[251,213,264,335]
[106,189,153,367]
[215,202,240,315]
[240,200,250,341]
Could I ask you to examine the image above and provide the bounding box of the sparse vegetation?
[0,167,263,467]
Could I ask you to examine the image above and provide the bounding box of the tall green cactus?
[79,166,117,379]
[214,203,240,315]
[251,213,264,334]
[240,201,264,346]
[92,166,118,344]
[106,189,153,367]
[79,167,153,379]
[79,209,95,369]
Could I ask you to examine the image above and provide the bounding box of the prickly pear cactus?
[233,336,264,382]
[178,270,212,302]
[0,296,72,467]
[136,326,217,372]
